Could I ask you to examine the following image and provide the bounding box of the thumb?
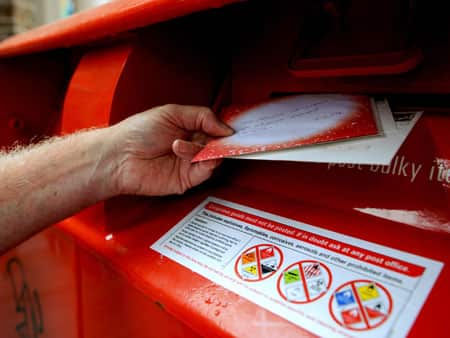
[164,104,234,137]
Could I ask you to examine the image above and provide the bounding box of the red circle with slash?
[329,280,393,331]
[277,260,332,304]
[235,244,283,282]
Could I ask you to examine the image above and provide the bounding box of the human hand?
[109,104,233,196]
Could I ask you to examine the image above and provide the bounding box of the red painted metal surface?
[0,228,79,338]
[0,51,69,147]
[62,42,133,133]
[0,1,449,337]
[79,249,200,338]
[0,0,241,58]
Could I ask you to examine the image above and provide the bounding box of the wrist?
[87,126,125,200]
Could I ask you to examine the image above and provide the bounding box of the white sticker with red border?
[151,197,443,338]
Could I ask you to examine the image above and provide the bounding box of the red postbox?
[0,1,449,337]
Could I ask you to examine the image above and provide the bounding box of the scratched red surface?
[193,95,378,162]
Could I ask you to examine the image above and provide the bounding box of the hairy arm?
[0,128,119,253]
[0,105,232,254]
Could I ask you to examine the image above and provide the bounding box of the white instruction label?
[151,197,442,338]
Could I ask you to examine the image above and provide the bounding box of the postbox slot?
[230,0,450,102]
[288,0,421,77]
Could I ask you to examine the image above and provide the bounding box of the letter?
[391,155,399,174]
[381,164,391,174]
[370,165,379,172]
[437,164,445,182]
[429,165,435,181]
[397,156,409,177]
[410,163,422,183]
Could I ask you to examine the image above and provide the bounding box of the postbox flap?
[0,0,241,58]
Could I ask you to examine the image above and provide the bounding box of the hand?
[109,104,233,196]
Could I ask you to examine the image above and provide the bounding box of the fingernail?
[219,121,234,135]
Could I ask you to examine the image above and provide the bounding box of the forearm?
[0,127,119,254]
[0,104,231,255]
